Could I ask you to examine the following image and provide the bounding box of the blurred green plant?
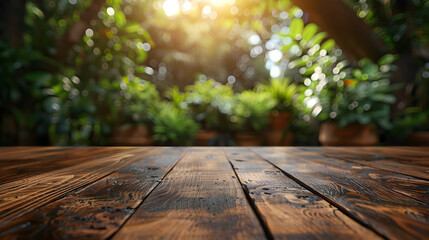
[2,0,156,145]
[277,6,340,83]
[152,102,199,146]
[256,77,297,111]
[119,77,160,125]
[310,54,400,129]
[183,79,234,131]
[233,90,277,132]
[0,42,60,145]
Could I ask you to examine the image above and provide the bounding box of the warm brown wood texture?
[113,149,266,239]
[224,148,381,239]
[254,147,429,240]
[319,147,429,180]
[0,147,132,184]
[0,147,428,240]
[0,148,184,239]
[0,147,151,224]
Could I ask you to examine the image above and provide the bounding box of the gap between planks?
[112,148,267,239]
[0,148,153,226]
[224,148,383,240]
[253,147,429,240]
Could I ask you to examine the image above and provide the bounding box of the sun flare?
[163,0,180,16]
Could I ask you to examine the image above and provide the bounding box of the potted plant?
[151,102,199,146]
[310,55,399,146]
[110,77,159,146]
[180,79,234,145]
[232,90,277,146]
[257,77,297,145]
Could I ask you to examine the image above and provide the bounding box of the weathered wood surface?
[0,147,428,240]
[0,147,132,184]
[224,148,382,239]
[319,147,429,180]
[254,147,429,240]
[0,148,152,225]
[113,149,266,239]
[0,148,184,239]
[297,147,429,204]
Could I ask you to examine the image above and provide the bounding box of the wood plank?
[319,147,429,180]
[391,147,429,154]
[295,147,429,204]
[113,148,266,240]
[0,147,185,240]
[224,148,381,239]
[254,147,429,240]
[350,147,429,164]
[0,147,132,184]
[0,147,153,225]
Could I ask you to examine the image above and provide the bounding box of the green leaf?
[282,42,295,52]
[124,23,141,33]
[378,54,397,65]
[302,23,318,44]
[114,11,126,27]
[289,18,304,37]
[321,39,335,52]
[309,32,327,46]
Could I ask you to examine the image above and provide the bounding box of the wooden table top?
[0,147,428,240]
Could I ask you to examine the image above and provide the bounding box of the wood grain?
[224,148,381,239]
[0,148,152,225]
[0,147,185,240]
[254,147,429,240]
[113,148,266,240]
[319,147,429,180]
[0,147,132,184]
[294,147,429,204]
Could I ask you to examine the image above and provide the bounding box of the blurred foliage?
[119,77,159,124]
[1,0,425,146]
[0,42,60,144]
[256,77,297,111]
[232,90,277,132]
[132,0,294,90]
[152,102,199,145]
[182,79,234,131]
[316,55,399,129]
[347,0,429,134]
[347,0,429,51]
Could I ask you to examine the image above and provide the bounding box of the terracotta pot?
[110,125,153,146]
[194,129,219,146]
[408,131,429,146]
[319,122,378,146]
[234,132,261,146]
[269,111,291,129]
[264,129,293,146]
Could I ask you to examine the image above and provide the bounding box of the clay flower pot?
[268,111,291,129]
[194,129,219,146]
[264,129,293,146]
[234,132,261,146]
[110,125,153,146]
[319,122,378,146]
[407,131,429,146]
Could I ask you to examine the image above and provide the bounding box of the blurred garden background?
[0,0,428,146]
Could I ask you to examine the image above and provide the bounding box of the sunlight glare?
[268,49,283,62]
[270,65,281,78]
[163,0,180,17]
[208,0,235,7]
[182,1,192,13]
